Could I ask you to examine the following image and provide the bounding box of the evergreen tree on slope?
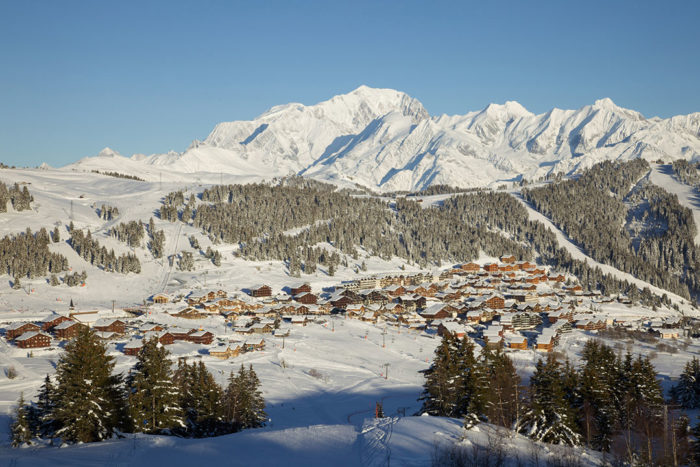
[518,355,581,446]
[52,327,125,443]
[11,393,33,447]
[126,338,184,434]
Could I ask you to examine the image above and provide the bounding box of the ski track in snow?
[648,163,700,246]
[511,191,690,305]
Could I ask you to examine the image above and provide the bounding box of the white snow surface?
[0,167,696,465]
[64,86,700,192]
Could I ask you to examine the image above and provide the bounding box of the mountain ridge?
[66,86,700,191]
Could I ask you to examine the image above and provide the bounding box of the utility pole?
[382,327,387,348]
[112,299,116,313]
[383,363,390,380]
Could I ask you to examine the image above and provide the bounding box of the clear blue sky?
[1,0,699,167]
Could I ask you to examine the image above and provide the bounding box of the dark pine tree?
[518,355,581,446]
[52,327,125,443]
[419,335,458,416]
[672,357,700,409]
[11,393,33,447]
[126,338,184,434]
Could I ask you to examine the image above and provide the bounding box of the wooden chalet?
[15,331,51,349]
[575,319,606,331]
[505,334,528,350]
[249,284,272,297]
[500,255,516,264]
[187,330,214,345]
[93,318,126,334]
[152,293,170,304]
[290,283,311,296]
[437,322,471,339]
[483,263,499,273]
[363,290,390,305]
[384,285,406,297]
[294,292,318,305]
[53,320,87,339]
[41,314,73,332]
[6,322,40,340]
[174,308,206,319]
[139,323,164,333]
[536,333,556,352]
[461,262,480,273]
[244,338,265,351]
[250,323,274,334]
[124,339,143,356]
[484,295,505,309]
[210,344,242,360]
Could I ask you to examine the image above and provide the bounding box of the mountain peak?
[479,101,533,120]
[593,97,617,110]
[96,147,121,158]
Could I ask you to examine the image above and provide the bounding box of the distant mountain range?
[67,86,700,191]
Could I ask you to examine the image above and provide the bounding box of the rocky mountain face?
[69,86,700,191]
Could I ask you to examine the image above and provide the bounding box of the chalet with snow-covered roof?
[210,344,241,360]
[187,330,214,345]
[93,318,126,334]
[505,334,528,350]
[250,323,274,334]
[484,294,505,309]
[6,322,40,340]
[53,320,87,339]
[124,339,143,356]
[483,326,504,348]
[383,303,404,314]
[437,321,472,339]
[139,323,164,333]
[15,331,51,349]
[536,333,556,352]
[384,284,406,297]
[290,283,311,296]
[244,338,265,351]
[460,262,481,273]
[294,292,318,305]
[420,303,452,321]
[500,255,516,264]
[152,293,170,304]
[41,314,73,332]
[483,263,499,273]
[249,284,272,297]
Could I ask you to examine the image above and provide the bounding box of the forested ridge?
[523,159,699,300]
[159,172,678,305]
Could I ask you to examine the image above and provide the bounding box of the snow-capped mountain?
[66,86,700,191]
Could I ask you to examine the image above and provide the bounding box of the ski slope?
[512,192,693,308]
[648,163,700,246]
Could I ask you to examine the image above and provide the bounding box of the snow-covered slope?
[65,87,700,192]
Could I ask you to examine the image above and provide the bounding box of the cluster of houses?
[3,256,694,358]
[3,312,128,349]
[143,255,691,355]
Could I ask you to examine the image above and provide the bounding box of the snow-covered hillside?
[65,86,700,192]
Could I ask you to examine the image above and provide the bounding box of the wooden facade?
[93,319,126,334]
[54,321,87,339]
[6,322,40,340]
[250,285,272,297]
[16,332,51,349]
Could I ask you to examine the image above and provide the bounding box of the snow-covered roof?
[15,331,50,341]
